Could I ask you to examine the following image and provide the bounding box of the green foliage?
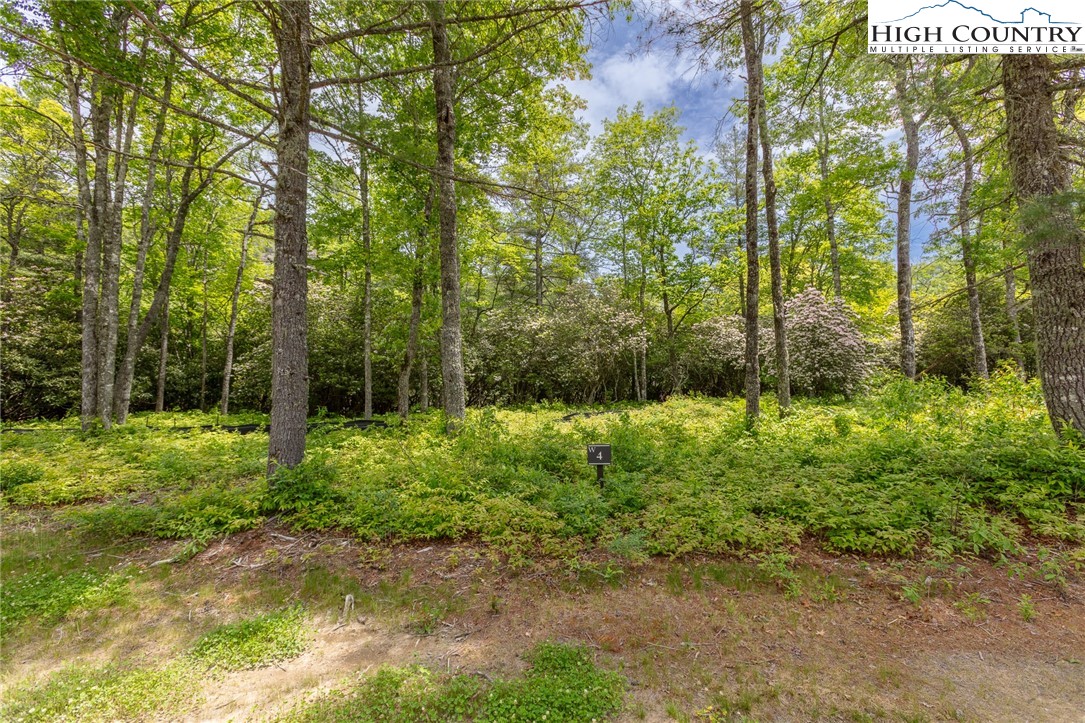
[1017,593,1036,622]
[0,460,44,492]
[286,665,484,722]
[190,606,306,671]
[6,374,1084,562]
[0,568,130,630]
[284,642,624,723]
[482,641,625,722]
[0,661,199,723]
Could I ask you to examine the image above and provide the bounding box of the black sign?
[587,444,611,465]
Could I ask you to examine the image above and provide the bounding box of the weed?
[482,641,625,722]
[953,592,991,622]
[283,641,624,722]
[0,660,199,722]
[1017,593,1037,622]
[1037,547,1069,590]
[190,606,307,671]
[0,568,130,629]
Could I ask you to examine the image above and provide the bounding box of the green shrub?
[0,460,44,492]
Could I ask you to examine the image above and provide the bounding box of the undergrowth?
[281,641,625,722]
[190,606,307,670]
[4,371,1084,563]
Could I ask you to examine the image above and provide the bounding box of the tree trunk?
[1003,54,1085,436]
[96,53,142,430]
[114,66,172,423]
[420,352,430,411]
[397,189,432,419]
[268,0,312,473]
[113,151,199,422]
[57,24,99,431]
[946,112,988,379]
[534,226,543,307]
[759,81,790,415]
[221,194,262,416]
[740,0,761,425]
[1002,240,1027,379]
[156,295,169,412]
[817,76,841,298]
[360,147,373,420]
[893,62,919,380]
[429,0,466,423]
[200,248,209,412]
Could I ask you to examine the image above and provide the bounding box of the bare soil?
[5,525,1084,722]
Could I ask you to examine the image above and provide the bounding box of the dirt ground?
[5,525,1085,722]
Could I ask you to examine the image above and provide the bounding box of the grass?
[0,660,200,722]
[3,371,1084,566]
[1,605,310,721]
[281,641,625,722]
[190,606,308,670]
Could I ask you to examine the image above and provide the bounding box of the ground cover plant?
[3,372,1082,566]
[2,373,1083,720]
[283,641,625,722]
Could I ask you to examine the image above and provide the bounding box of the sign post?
[587,444,611,488]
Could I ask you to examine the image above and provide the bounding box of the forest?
[1,1,1084,721]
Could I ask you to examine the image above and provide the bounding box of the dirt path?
[169,531,1085,722]
[4,528,1083,721]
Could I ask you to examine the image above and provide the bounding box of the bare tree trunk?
[534,226,543,306]
[57,24,100,431]
[115,66,172,423]
[1002,240,1027,379]
[633,343,642,399]
[397,266,424,418]
[80,77,113,430]
[893,62,919,380]
[420,353,430,412]
[740,0,761,425]
[429,0,466,423]
[946,112,988,379]
[113,153,198,421]
[156,295,169,412]
[758,79,790,415]
[1003,54,1085,436]
[221,194,262,415]
[397,190,431,418]
[113,133,248,422]
[268,0,312,473]
[96,45,143,429]
[200,248,209,411]
[817,76,841,298]
[360,147,373,420]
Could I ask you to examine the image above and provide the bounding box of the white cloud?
[562,48,682,134]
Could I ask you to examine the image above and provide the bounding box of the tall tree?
[1002,55,1085,435]
[756,20,789,415]
[892,59,923,380]
[267,0,312,472]
[944,108,988,379]
[740,0,761,424]
[429,0,466,423]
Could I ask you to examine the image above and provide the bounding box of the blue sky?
[563,10,743,151]
[561,7,937,258]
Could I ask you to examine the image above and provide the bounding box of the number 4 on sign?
[586,444,611,465]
